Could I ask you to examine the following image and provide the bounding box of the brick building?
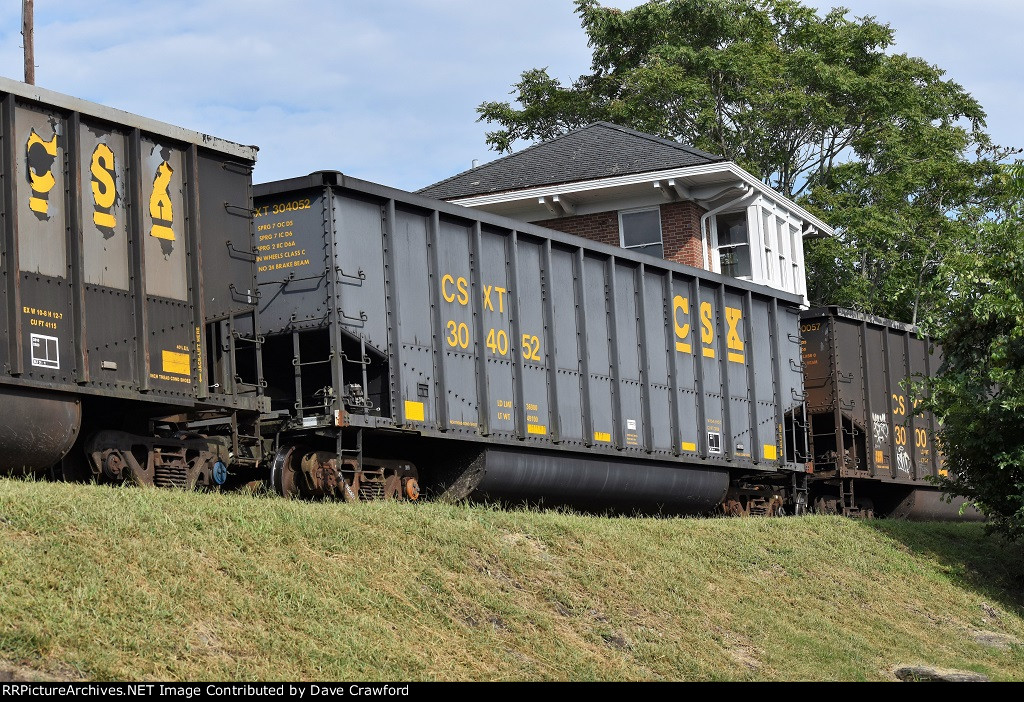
[419,122,831,303]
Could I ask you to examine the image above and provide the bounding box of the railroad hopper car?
[254,171,809,514]
[0,78,265,487]
[800,307,979,519]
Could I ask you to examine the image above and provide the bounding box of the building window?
[789,223,803,296]
[761,210,775,282]
[716,212,751,278]
[619,208,663,258]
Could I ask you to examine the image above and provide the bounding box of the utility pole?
[23,0,34,85]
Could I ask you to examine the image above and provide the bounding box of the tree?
[920,164,1024,540]
[477,0,1015,322]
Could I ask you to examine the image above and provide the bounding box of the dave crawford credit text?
[1,685,411,698]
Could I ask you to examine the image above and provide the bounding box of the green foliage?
[922,164,1024,540]
[478,0,1016,321]
[482,0,896,195]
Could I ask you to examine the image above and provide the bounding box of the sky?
[0,1,1019,191]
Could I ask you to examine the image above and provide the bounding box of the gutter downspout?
[699,185,754,271]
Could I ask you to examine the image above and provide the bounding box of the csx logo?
[148,159,175,241]
[441,273,509,312]
[25,129,176,241]
[26,129,58,215]
[672,295,745,363]
[90,143,117,228]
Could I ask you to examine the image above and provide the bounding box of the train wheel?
[858,498,875,519]
[813,496,839,515]
[404,477,420,501]
[722,498,747,517]
[270,446,302,499]
[792,491,809,517]
[766,496,785,517]
[383,473,402,500]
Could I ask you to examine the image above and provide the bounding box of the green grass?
[1,477,1023,681]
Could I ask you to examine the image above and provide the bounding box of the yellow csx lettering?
[672,295,691,353]
[700,301,714,358]
[482,284,507,313]
[442,275,510,313]
[150,161,175,241]
[725,307,745,363]
[26,128,58,215]
[671,296,745,364]
[441,274,470,306]
[90,143,116,228]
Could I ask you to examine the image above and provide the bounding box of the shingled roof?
[418,122,725,200]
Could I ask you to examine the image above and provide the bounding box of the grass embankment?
[1,478,1022,681]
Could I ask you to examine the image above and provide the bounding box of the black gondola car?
[800,307,978,519]
[254,171,809,514]
[0,77,264,486]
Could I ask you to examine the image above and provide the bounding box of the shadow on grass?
[864,520,1024,615]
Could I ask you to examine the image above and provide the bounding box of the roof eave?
[448,162,834,236]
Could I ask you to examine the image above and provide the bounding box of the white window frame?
[760,208,775,284]
[712,210,753,280]
[748,198,807,300]
[618,206,663,255]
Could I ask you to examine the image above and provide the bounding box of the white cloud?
[805,0,1022,152]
